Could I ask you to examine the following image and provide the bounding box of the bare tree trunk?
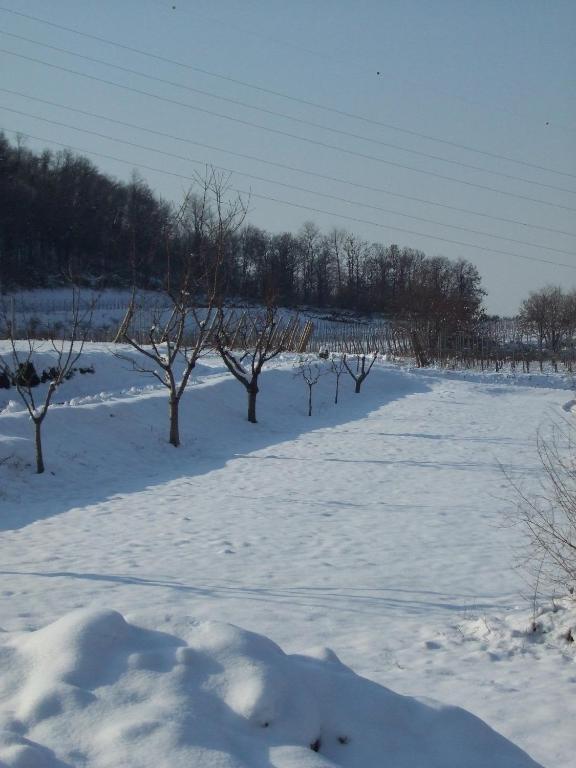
[308,385,313,416]
[335,377,340,404]
[247,384,258,424]
[411,330,429,368]
[169,395,180,447]
[34,419,44,474]
[354,380,362,394]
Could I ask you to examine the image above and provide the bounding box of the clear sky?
[1,0,574,314]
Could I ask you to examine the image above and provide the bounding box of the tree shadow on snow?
[0,366,431,531]
[0,571,513,619]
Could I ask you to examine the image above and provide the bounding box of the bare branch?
[507,415,576,594]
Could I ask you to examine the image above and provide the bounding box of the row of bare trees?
[114,171,318,440]
[1,305,377,473]
[295,353,377,417]
[1,171,329,469]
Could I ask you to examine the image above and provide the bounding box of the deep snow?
[0,343,574,767]
[0,608,543,767]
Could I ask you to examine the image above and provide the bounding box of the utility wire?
[0,88,576,246]
[4,102,573,257]
[2,48,575,215]
[152,0,576,138]
[1,4,573,181]
[2,125,574,272]
[2,30,574,196]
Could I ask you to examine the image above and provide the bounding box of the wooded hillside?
[0,133,485,327]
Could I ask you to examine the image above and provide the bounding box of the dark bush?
[14,362,40,388]
[41,366,78,383]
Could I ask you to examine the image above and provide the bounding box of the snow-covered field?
[0,343,574,767]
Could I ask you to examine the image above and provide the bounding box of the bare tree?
[519,286,572,355]
[215,306,297,423]
[121,169,248,446]
[119,291,220,447]
[330,354,347,404]
[295,356,328,416]
[343,353,378,394]
[0,290,92,474]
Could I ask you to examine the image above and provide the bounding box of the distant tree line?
[0,133,171,289]
[0,132,485,328]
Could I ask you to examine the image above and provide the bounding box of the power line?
[2,48,575,215]
[4,102,574,257]
[1,4,573,181]
[153,0,576,138]
[2,89,575,249]
[3,30,575,197]
[2,126,574,272]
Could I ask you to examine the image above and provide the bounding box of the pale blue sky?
[1,0,574,314]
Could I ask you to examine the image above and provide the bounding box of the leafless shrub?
[510,416,576,596]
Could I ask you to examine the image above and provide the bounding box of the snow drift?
[0,609,541,768]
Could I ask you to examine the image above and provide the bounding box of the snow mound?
[451,596,576,659]
[0,609,542,768]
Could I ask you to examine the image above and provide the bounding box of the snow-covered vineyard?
[4,288,572,366]
[0,340,574,767]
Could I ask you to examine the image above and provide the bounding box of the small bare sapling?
[295,356,328,416]
[330,354,347,404]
